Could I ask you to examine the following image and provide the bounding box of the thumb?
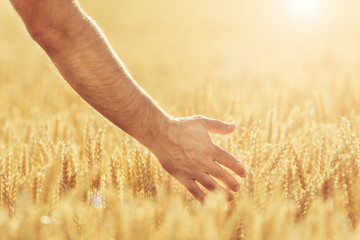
[199,117,235,135]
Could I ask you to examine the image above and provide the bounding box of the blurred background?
[1,2,360,238]
[0,0,359,123]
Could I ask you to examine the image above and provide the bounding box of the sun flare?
[291,0,321,20]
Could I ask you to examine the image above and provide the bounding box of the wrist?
[145,114,178,155]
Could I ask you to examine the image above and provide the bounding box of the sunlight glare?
[291,0,320,20]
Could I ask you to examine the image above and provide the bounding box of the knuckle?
[188,186,204,200]
[206,181,216,191]
[193,115,204,121]
[211,144,220,153]
[216,169,226,178]
[223,157,232,166]
[213,147,224,158]
[182,167,193,176]
[204,158,215,169]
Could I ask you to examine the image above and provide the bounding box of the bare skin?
[9,0,247,202]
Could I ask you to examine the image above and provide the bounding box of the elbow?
[28,26,50,44]
[10,0,78,52]
[27,24,63,52]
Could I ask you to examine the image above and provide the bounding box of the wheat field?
[1,0,360,239]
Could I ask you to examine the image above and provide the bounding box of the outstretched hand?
[151,115,247,202]
[9,0,246,203]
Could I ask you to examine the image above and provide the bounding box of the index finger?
[214,146,247,177]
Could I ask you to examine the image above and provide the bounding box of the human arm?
[10,0,247,202]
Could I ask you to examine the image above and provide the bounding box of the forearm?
[11,0,247,202]
[16,3,172,150]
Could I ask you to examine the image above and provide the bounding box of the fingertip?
[240,172,247,178]
[236,163,248,178]
[198,195,205,204]
[230,163,247,178]
[185,180,206,203]
[238,169,247,178]
[227,192,234,201]
[228,181,240,192]
[242,166,251,177]
[194,191,206,204]
[218,123,235,135]
[227,123,235,131]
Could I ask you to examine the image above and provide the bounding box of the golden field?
[1,0,360,239]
